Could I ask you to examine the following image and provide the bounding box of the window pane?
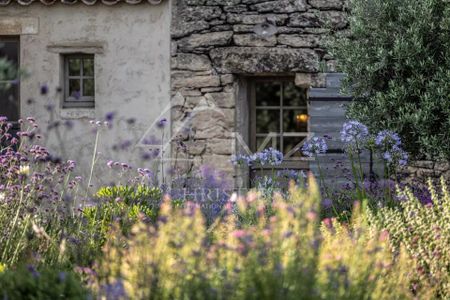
[83,58,94,76]
[68,58,81,76]
[0,85,19,121]
[255,82,281,107]
[283,82,307,107]
[283,109,308,133]
[69,79,81,99]
[256,109,279,133]
[83,79,95,97]
[256,136,281,152]
[0,40,19,80]
[283,136,307,157]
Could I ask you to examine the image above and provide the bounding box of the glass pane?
[83,58,94,76]
[256,136,281,152]
[283,136,307,157]
[0,40,19,80]
[83,79,95,97]
[283,109,308,133]
[256,109,280,133]
[255,82,281,107]
[283,82,307,107]
[69,79,81,99]
[68,58,81,76]
[0,85,19,121]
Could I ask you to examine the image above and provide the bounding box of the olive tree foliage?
[330,0,450,160]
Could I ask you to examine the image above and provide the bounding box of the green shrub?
[331,0,450,160]
[370,178,450,298]
[92,178,429,299]
[0,265,89,299]
[95,185,161,208]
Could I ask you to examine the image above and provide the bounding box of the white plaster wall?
[0,3,171,187]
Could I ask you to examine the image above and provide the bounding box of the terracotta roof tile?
[0,0,162,5]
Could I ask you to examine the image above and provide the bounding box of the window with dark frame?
[0,36,20,123]
[249,78,309,169]
[63,54,95,108]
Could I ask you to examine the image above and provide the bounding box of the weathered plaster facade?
[0,2,171,185]
[170,0,350,186]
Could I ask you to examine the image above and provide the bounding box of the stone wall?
[399,161,450,186]
[170,0,348,181]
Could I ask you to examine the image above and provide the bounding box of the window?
[63,54,95,108]
[250,78,309,165]
[0,36,20,122]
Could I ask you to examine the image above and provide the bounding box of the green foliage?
[93,178,427,299]
[95,185,162,207]
[0,266,89,299]
[331,0,450,160]
[370,178,450,298]
[0,58,18,90]
[79,185,162,262]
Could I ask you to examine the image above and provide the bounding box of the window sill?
[60,108,95,120]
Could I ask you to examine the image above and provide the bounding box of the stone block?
[295,73,312,88]
[227,14,289,25]
[278,34,321,48]
[208,139,234,155]
[178,31,233,50]
[205,92,235,108]
[250,0,307,13]
[233,34,277,47]
[309,0,344,10]
[220,74,235,85]
[172,53,212,71]
[210,47,319,73]
[172,74,221,89]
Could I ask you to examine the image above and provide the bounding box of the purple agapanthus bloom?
[375,130,402,148]
[254,148,284,166]
[383,145,408,166]
[301,136,328,157]
[341,120,369,144]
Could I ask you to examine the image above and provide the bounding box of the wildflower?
[382,145,408,166]
[0,193,5,202]
[340,120,369,145]
[253,148,283,166]
[18,165,30,176]
[107,160,114,168]
[301,136,328,157]
[375,130,402,148]
[105,111,116,122]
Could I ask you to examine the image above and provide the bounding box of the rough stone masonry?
[170,0,348,181]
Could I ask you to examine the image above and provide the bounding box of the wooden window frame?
[0,36,20,126]
[63,53,95,108]
[249,77,310,169]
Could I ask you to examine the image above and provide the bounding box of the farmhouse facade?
[0,0,353,187]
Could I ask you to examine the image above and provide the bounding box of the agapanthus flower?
[375,130,402,148]
[382,145,408,166]
[340,120,369,145]
[301,136,328,157]
[254,148,284,166]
